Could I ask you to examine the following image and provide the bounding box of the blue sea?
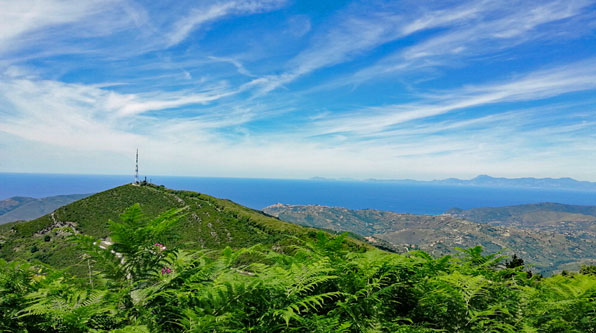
[2,173,596,215]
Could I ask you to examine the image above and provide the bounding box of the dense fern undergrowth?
[1,205,595,332]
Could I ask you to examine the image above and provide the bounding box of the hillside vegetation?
[264,204,596,275]
[2,202,596,332]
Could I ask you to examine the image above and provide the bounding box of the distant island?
[364,174,596,191]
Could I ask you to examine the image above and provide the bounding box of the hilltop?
[0,183,367,275]
[263,203,596,275]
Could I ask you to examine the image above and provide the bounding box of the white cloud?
[111,91,233,117]
[403,0,588,60]
[0,0,107,48]
[0,0,147,57]
[285,15,311,37]
[315,59,596,135]
[207,56,256,77]
[0,76,243,152]
[0,0,285,61]
[246,1,484,94]
[165,0,286,47]
[350,0,593,83]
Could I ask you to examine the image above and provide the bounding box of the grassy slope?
[264,204,596,275]
[0,184,369,275]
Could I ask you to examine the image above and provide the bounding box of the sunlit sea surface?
[2,173,596,215]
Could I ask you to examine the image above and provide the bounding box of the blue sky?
[1,0,596,180]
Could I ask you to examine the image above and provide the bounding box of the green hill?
[0,194,90,224]
[0,183,367,275]
[263,204,596,275]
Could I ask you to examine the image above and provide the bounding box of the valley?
[264,203,596,275]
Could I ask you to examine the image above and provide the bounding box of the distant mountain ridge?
[0,194,91,224]
[367,175,596,191]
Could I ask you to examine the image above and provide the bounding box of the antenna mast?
[134,149,139,184]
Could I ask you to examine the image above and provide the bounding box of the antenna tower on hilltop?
[134,148,139,184]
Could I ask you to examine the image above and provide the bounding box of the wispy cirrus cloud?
[207,56,256,77]
[0,0,287,62]
[166,0,286,47]
[0,76,241,151]
[247,0,485,94]
[349,0,594,84]
[0,0,149,58]
[108,89,235,117]
[403,0,590,59]
[315,58,596,135]
[0,0,112,49]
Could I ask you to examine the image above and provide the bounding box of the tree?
[579,265,596,276]
[505,254,524,269]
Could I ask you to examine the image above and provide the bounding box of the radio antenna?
[134,148,139,184]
